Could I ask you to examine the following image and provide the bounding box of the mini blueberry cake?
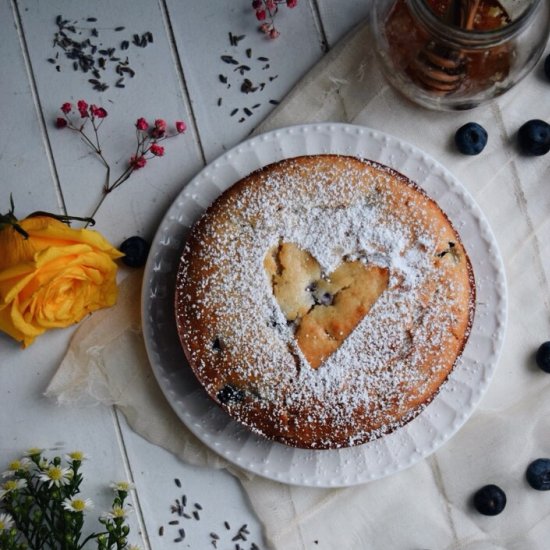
[175,155,475,449]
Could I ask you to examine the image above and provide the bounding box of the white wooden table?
[0,1,371,548]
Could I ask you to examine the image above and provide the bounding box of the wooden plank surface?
[0,0,59,215]
[165,0,326,161]
[0,0,361,548]
[16,0,204,241]
[316,0,371,47]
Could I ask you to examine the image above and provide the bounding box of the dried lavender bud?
[221,55,239,65]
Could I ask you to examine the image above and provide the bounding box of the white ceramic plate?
[142,123,507,488]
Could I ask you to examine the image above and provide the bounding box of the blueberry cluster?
[454,118,550,157]
[473,458,550,516]
[454,54,550,157]
[471,341,550,517]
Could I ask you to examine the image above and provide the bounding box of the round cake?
[175,155,475,449]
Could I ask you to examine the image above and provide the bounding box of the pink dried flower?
[259,22,271,34]
[130,155,147,170]
[91,105,108,118]
[52,100,186,219]
[150,144,165,157]
[135,117,149,131]
[252,0,296,37]
[154,119,167,132]
[77,100,89,118]
[151,118,167,138]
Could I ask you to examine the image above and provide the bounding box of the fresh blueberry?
[119,236,150,267]
[212,337,223,352]
[544,54,550,81]
[313,290,334,306]
[473,484,506,516]
[526,458,550,490]
[217,384,245,404]
[517,119,550,156]
[536,341,550,372]
[455,122,488,155]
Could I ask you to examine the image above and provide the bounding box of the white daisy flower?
[1,457,32,478]
[0,479,27,500]
[38,465,72,488]
[0,513,14,531]
[24,447,44,457]
[102,504,132,520]
[62,497,94,513]
[65,451,89,463]
[110,481,135,493]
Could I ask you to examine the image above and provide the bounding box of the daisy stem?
[77,530,105,550]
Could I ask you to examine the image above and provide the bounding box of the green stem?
[26,212,95,226]
[30,487,60,549]
[77,530,105,550]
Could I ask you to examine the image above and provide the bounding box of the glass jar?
[372,0,550,110]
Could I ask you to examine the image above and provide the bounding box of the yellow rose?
[0,216,123,347]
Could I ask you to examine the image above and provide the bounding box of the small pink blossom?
[130,155,147,169]
[151,119,167,138]
[77,100,89,118]
[150,143,165,157]
[90,105,108,118]
[154,119,167,131]
[52,100,186,216]
[135,117,148,131]
[259,22,271,34]
[287,0,297,7]
[269,28,280,39]
[266,0,276,11]
[256,8,266,21]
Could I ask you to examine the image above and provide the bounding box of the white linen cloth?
[47,20,550,550]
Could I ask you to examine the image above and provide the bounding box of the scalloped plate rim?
[141,122,507,488]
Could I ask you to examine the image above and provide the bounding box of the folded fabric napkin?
[47,20,550,550]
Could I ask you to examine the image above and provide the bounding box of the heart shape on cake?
[264,242,389,369]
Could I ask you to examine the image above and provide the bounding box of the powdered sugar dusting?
[175,155,474,449]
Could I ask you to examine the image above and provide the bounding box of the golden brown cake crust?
[175,155,475,449]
